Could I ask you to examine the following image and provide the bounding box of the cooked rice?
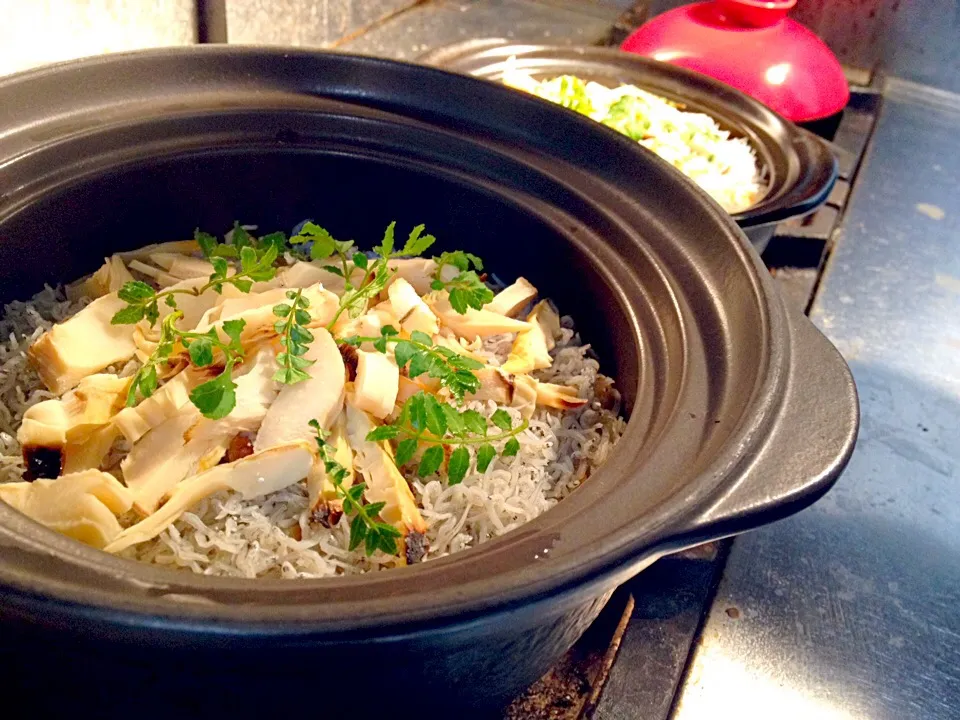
[0,285,625,579]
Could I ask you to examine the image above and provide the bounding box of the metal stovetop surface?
[672,77,960,720]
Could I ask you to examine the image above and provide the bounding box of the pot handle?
[693,306,859,536]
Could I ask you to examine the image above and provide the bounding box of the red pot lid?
[620,0,849,122]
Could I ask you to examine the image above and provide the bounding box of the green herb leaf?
[375,221,396,257]
[453,355,485,371]
[239,245,258,273]
[230,223,252,249]
[423,394,448,437]
[408,393,427,432]
[273,288,314,385]
[447,447,470,485]
[111,304,146,325]
[366,425,400,442]
[393,340,417,368]
[195,230,218,258]
[189,365,237,419]
[476,444,496,473]
[278,353,314,369]
[461,410,487,436]
[290,222,337,260]
[408,351,431,379]
[186,335,214,367]
[221,319,246,349]
[395,438,419,466]
[210,257,229,282]
[289,324,314,345]
[274,366,313,385]
[503,437,521,457]
[491,409,513,432]
[258,231,288,256]
[410,330,432,346]
[417,445,444,477]
[440,404,465,436]
[434,250,484,274]
[352,252,368,270]
[294,308,311,326]
[364,501,387,519]
[374,526,401,555]
[399,224,437,257]
[348,517,367,551]
[211,244,239,259]
[126,364,159,407]
[445,271,495,314]
[117,281,156,303]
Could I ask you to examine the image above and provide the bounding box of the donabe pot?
[0,48,857,716]
[419,40,840,253]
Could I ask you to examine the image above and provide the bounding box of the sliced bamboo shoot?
[0,470,133,549]
[254,328,345,452]
[425,292,531,340]
[536,382,588,410]
[117,239,199,262]
[104,443,314,554]
[124,347,280,514]
[385,258,438,295]
[529,299,562,350]
[352,350,399,420]
[345,401,426,540]
[484,277,537,317]
[307,412,354,513]
[66,255,135,301]
[196,283,339,346]
[500,301,555,375]
[28,294,138,394]
[63,424,121,475]
[510,374,538,420]
[280,261,365,295]
[113,370,197,443]
[387,277,440,336]
[18,373,130,453]
[127,259,181,288]
[149,253,214,280]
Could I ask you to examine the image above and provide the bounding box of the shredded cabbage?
[502,65,764,214]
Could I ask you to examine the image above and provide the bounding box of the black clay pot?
[419,40,839,253]
[0,48,857,717]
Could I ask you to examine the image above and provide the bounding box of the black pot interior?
[419,42,838,228]
[0,50,779,632]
